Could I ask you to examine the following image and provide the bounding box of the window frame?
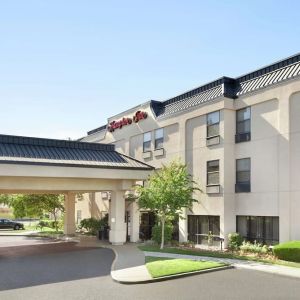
[235,107,251,144]
[236,215,279,245]
[236,158,251,193]
[206,159,220,186]
[154,128,164,150]
[143,131,152,153]
[206,110,220,139]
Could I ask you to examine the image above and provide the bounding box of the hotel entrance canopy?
[0,134,153,244]
[0,134,153,193]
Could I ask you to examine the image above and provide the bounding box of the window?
[207,160,219,186]
[188,215,220,245]
[207,111,220,138]
[154,128,164,149]
[237,216,279,245]
[236,107,251,143]
[236,158,251,192]
[143,132,151,152]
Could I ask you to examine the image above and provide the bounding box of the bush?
[152,223,173,245]
[240,241,268,255]
[36,219,63,231]
[273,241,300,262]
[228,233,243,250]
[79,218,102,235]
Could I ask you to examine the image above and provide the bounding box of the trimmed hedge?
[273,241,300,262]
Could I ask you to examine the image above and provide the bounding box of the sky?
[0,0,300,140]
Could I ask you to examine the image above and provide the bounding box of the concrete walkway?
[76,236,152,283]
[144,251,300,279]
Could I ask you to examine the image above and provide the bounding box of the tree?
[0,194,65,232]
[23,194,65,232]
[135,160,200,249]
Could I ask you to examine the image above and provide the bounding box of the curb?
[112,265,233,284]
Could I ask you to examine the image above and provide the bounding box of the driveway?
[0,237,300,300]
[0,236,59,248]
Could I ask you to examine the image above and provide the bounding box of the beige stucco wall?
[289,92,300,241]
[82,78,300,243]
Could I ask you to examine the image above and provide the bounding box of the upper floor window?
[154,128,164,149]
[143,132,152,152]
[207,160,220,186]
[236,107,251,143]
[236,158,251,193]
[207,111,220,138]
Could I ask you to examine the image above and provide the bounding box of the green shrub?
[152,223,173,245]
[37,220,52,230]
[273,241,300,262]
[79,218,102,235]
[36,219,63,231]
[228,233,243,250]
[240,241,268,254]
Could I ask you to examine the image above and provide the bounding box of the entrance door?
[125,211,130,242]
[139,212,156,240]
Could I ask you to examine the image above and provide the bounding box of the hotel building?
[79,53,300,246]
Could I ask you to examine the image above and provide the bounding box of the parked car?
[0,219,24,230]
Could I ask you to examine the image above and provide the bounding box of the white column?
[64,192,76,235]
[179,208,188,242]
[109,190,126,245]
[130,201,140,242]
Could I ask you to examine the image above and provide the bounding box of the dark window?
[207,160,220,186]
[188,215,220,245]
[154,128,164,149]
[207,111,220,138]
[236,158,251,192]
[143,132,151,152]
[139,211,156,240]
[236,107,251,143]
[236,216,279,245]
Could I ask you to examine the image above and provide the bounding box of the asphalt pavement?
[0,237,300,300]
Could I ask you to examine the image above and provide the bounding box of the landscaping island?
[145,256,227,278]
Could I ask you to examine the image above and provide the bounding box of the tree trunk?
[160,217,165,249]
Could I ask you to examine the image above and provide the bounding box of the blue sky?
[1,0,300,139]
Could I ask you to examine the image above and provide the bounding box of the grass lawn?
[145,256,226,278]
[139,245,300,269]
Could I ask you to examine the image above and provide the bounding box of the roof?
[153,53,300,118]
[87,52,300,134]
[0,134,154,170]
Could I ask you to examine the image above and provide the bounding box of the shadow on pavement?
[0,243,114,291]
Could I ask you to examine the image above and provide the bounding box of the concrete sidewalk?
[144,251,300,279]
[77,236,300,283]
[76,236,152,283]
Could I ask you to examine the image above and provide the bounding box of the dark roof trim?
[0,134,115,152]
[87,125,107,136]
[237,53,300,83]
[0,159,153,171]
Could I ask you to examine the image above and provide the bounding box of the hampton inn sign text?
[108,111,148,132]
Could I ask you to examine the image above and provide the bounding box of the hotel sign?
[108,111,148,132]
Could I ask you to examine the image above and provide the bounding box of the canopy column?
[109,190,126,245]
[64,192,76,235]
[130,200,140,242]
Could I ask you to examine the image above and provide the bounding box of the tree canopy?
[0,194,65,231]
[135,160,200,249]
